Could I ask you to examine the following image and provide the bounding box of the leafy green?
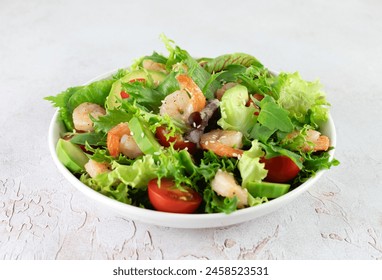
[258,95,294,133]
[203,53,263,73]
[238,140,267,188]
[67,80,114,112]
[249,124,276,143]
[156,71,180,96]
[69,132,106,146]
[260,142,303,169]
[45,80,113,131]
[218,85,257,136]
[92,109,132,133]
[143,51,168,64]
[112,155,157,189]
[122,81,166,112]
[237,66,275,94]
[203,187,238,214]
[80,173,132,204]
[275,72,329,125]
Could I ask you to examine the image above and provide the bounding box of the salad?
[46,35,338,214]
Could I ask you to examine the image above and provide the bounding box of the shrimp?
[200,129,243,158]
[287,129,330,152]
[107,123,143,158]
[72,102,106,132]
[84,159,110,178]
[215,82,238,100]
[211,169,248,208]
[304,130,330,152]
[142,59,167,73]
[159,74,206,123]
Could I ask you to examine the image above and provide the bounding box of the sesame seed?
[209,140,215,143]
[205,141,209,145]
[196,124,201,129]
[232,153,238,157]
[184,140,190,143]
[184,147,188,151]
[192,122,196,128]
[130,131,134,136]
[141,132,144,138]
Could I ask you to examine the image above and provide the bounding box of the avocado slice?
[128,117,161,155]
[106,69,166,109]
[56,139,89,173]
[246,181,290,198]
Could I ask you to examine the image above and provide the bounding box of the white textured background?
[1,0,381,259]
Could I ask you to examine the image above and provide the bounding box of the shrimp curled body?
[211,170,248,208]
[84,159,110,178]
[107,123,143,158]
[200,129,243,158]
[159,74,206,124]
[72,102,106,132]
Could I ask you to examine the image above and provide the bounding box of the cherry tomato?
[260,156,300,183]
[148,178,202,213]
[155,126,197,153]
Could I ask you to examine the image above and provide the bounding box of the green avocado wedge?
[56,139,88,173]
[246,181,290,199]
[128,117,161,155]
[106,69,166,109]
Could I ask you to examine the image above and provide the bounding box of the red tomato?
[260,156,300,183]
[155,126,197,153]
[148,179,202,213]
[120,91,130,99]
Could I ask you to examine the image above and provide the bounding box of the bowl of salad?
[47,35,338,228]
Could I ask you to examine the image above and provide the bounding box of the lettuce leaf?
[45,79,114,130]
[217,85,257,136]
[238,140,267,188]
[203,53,263,73]
[112,155,157,189]
[275,72,329,125]
[203,187,238,214]
[258,95,294,133]
[80,173,132,204]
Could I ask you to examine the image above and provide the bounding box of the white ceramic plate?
[48,70,337,228]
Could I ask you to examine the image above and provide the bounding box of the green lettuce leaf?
[112,155,157,189]
[258,95,294,133]
[203,187,238,214]
[259,142,303,169]
[217,84,257,136]
[275,72,329,125]
[45,79,114,131]
[81,173,131,204]
[203,53,263,73]
[238,140,267,188]
[92,109,133,133]
[121,81,166,112]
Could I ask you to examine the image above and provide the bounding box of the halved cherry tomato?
[260,156,300,183]
[155,126,197,153]
[120,79,146,99]
[148,178,202,213]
